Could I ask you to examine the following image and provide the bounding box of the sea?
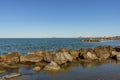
[0,38,120,80]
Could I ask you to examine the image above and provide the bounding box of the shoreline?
[0,46,120,79]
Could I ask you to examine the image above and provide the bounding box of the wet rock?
[94,46,112,59]
[53,52,73,65]
[44,61,61,71]
[0,63,18,69]
[20,51,45,63]
[3,73,21,79]
[0,70,6,74]
[2,52,20,64]
[32,66,41,72]
[69,50,80,59]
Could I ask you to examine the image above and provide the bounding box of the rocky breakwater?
[0,46,120,79]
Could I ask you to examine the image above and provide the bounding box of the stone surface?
[53,52,73,65]
[57,48,68,53]
[111,51,120,57]
[2,52,20,64]
[94,46,112,59]
[43,52,53,62]
[0,63,18,69]
[115,54,120,60]
[114,46,120,52]
[20,51,45,63]
[3,73,21,79]
[82,52,98,60]
[32,66,41,72]
[0,70,6,74]
[44,61,61,71]
[69,50,80,59]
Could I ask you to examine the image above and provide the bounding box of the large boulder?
[44,61,61,71]
[43,51,53,62]
[20,51,45,63]
[94,46,112,59]
[2,52,20,64]
[53,51,73,65]
[79,48,87,58]
[82,51,98,60]
[69,50,80,59]
[79,48,98,60]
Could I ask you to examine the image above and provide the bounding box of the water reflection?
[80,60,110,68]
[4,59,120,80]
[111,59,120,64]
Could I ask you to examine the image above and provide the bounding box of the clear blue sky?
[0,0,120,38]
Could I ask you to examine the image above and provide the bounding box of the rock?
[69,50,80,59]
[20,51,46,63]
[32,66,41,72]
[3,73,21,79]
[44,61,61,71]
[80,39,101,42]
[115,54,120,60]
[111,51,120,57]
[57,48,68,52]
[0,63,18,69]
[43,51,53,62]
[35,62,47,66]
[114,46,120,52]
[94,46,112,59]
[2,52,20,64]
[53,52,73,65]
[79,48,87,58]
[0,70,6,74]
[82,51,98,60]
[79,48,98,60]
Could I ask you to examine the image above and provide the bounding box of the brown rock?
[20,51,46,63]
[32,66,41,72]
[69,50,80,59]
[43,51,53,62]
[57,48,68,52]
[44,61,61,71]
[53,52,73,65]
[0,70,6,74]
[82,51,98,60]
[2,52,20,64]
[94,46,111,59]
[79,48,98,60]
[0,63,18,69]
[115,54,120,61]
[111,51,120,57]
[114,46,120,52]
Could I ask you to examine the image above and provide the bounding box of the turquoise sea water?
[0,38,120,80]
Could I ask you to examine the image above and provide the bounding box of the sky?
[0,0,120,38]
